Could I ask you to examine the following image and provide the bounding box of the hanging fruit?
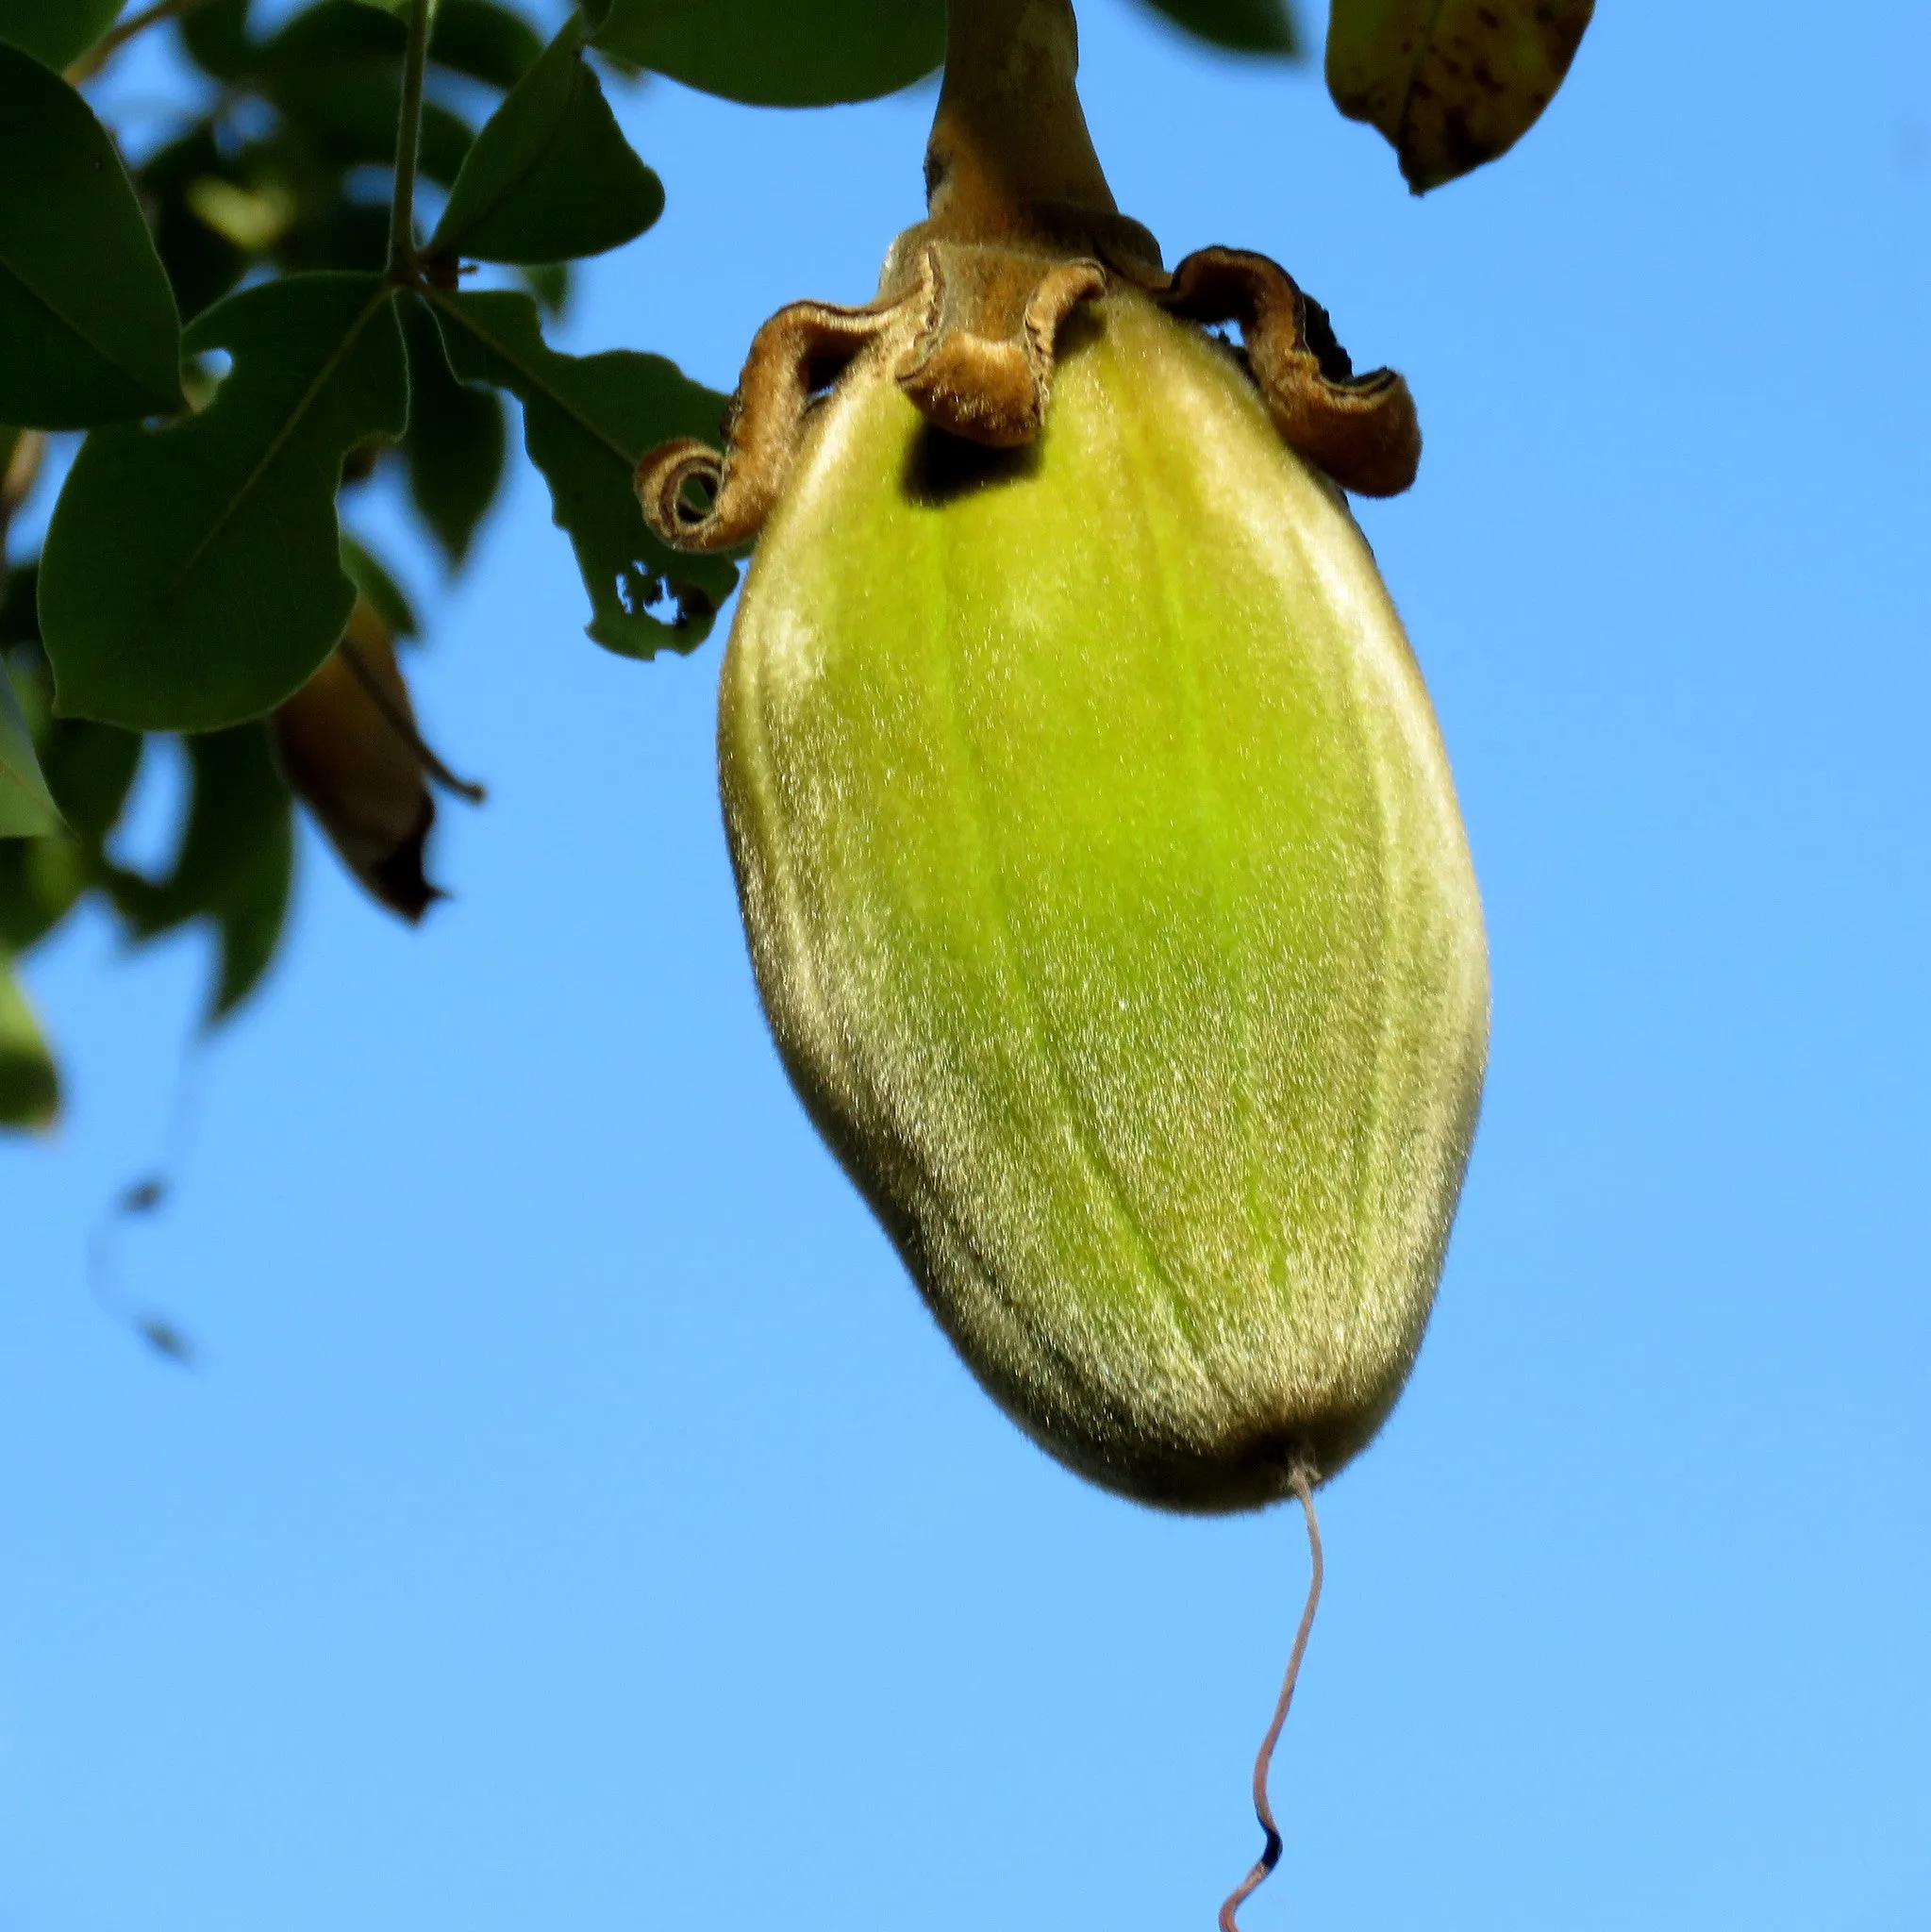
[641,0,1487,1509]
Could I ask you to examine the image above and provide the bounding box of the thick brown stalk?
[924,0,1118,242]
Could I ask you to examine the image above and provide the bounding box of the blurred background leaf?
[592,0,945,107]
[0,948,58,1126]
[340,532,421,641]
[0,0,121,72]
[103,724,295,1022]
[1135,0,1297,56]
[430,0,543,87]
[0,657,60,838]
[256,2,477,188]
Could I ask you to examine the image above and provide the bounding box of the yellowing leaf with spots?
[1326,0,1593,192]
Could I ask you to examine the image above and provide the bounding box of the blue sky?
[4,2,1929,1927]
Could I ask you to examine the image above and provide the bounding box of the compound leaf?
[431,289,737,658]
[592,0,943,108]
[41,274,408,732]
[1327,0,1594,192]
[1138,0,1296,54]
[0,658,59,837]
[0,0,122,71]
[434,19,662,264]
[0,40,186,427]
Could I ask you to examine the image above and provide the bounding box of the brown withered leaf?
[1326,0,1593,192]
[272,601,480,922]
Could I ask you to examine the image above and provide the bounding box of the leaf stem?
[387,0,436,281]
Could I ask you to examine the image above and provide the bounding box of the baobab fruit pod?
[640,0,1488,1511]
[715,288,1488,1510]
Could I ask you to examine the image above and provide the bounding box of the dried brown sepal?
[893,241,1105,448]
[1127,246,1422,498]
[635,0,1422,558]
[636,296,897,554]
[272,603,481,924]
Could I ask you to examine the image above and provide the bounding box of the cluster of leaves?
[0,0,1591,1133]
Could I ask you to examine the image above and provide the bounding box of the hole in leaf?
[615,566,660,619]
[641,578,684,626]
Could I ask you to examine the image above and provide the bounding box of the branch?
[67,0,216,85]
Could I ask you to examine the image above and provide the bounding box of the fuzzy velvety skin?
[718,288,1490,1511]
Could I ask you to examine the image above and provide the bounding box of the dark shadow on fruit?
[901,424,1042,508]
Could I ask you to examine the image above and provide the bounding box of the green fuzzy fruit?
[719,286,1489,1510]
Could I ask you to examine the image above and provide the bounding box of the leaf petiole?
[387,0,437,280]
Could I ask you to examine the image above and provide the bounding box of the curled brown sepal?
[1136,246,1423,499]
[892,240,1106,449]
[636,296,897,554]
[635,236,1109,554]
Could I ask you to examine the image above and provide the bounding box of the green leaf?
[107,724,293,1021]
[0,41,186,427]
[1326,0,1594,191]
[44,716,141,845]
[0,657,60,837]
[41,274,408,732]
[431,0,543,88]
[0,0,121,71]
[592,0,943,107]
[178,0,254,80]
[258,1,475,186]
[0,826,84,951]
[341,531,419,638]
[1138,0,1297,56]
[0,950,58,1129]
[0,641,140,947]
[261,0,402,63]
[433,19,662,265]
[521,260,570,316]
[431,289,738,658]
[400,294,506,569]
[0,564,38,648]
